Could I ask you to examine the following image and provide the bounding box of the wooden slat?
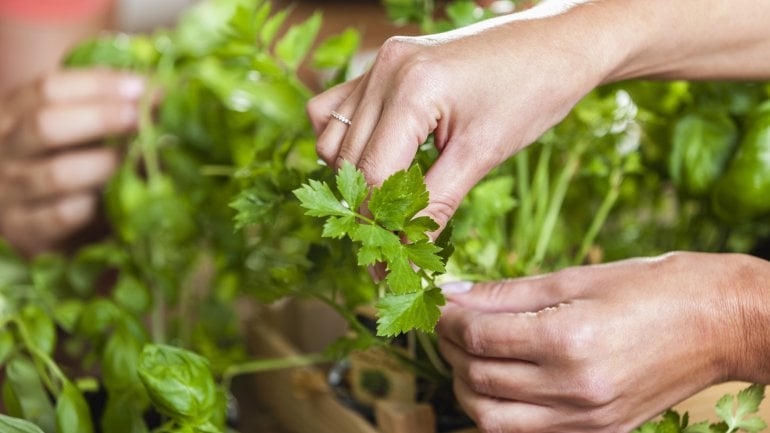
[375,401,436,433]
[246,317,379,433]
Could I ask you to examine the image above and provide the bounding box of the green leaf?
[446,1,483,27]
[101,388,150,433]
[322,216,358,239]
[19,305,56,356]
[294,179,355,218]
[55,382,94,433]
[275,12,322,71]
[356,245,382,266]
[0,240,28,289]
[174,0,244,57]
[113,274,151,314]
[230,188,278,229]
[260,9,288,47]
[405,241,445,273]
[5,356,56,433]
[77,299,120,338]
[715,384,767,433]
[0,331,15,367]
[376,288,445,336]
[350,224,402,249]
[137,344,218,423]
[53,300,84,333]
[0,414,45,433]
[30,254,66,294]
[369,165,429,231]
[682,421,715,433]
[312,28,361,69]
[102,326,143,392]
[336,160,369,212]
[402,216,439,243]
[383,245,421,294]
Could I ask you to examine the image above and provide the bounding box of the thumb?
[440,275,566,314]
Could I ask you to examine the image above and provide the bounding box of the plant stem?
[532,145,584,268]
[574,169,623,265]
[415,331,450,378]
[13,319,68,396]
[222,353,329,390]
[513,150,531,256]
[151,284,166,344]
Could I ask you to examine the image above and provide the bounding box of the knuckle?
[570,370,616,408]
[376,36,414,64]
[475,412,505,433]
[306,95,325,121]
[356,155,386,186]
[557,322,595,361]
[461,320,487,356]
[465,361,493,395]
[426,192,460,227]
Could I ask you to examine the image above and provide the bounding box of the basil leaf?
[137,345,218,423]
[55,382,95,433]
[0,414,45,433]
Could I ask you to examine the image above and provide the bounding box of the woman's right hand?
[0,69,145,255]
[306,2,616,235]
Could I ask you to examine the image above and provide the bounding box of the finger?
[454,380,554,433]
[419,136,497,234]
[306,77,360,136]
[314,77,368,166]
[440,277,569,314]
[8,69,146,113]
[437,303,556,361]
[334,90,385,170]
[438,336,548,402]
[1,147,119,201]
[355,98,436,186]
[8,100,139,156]
[0,193,97,254]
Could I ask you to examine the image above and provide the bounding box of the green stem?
[13,319,68,396]
[574,169,623,265]
[522,143,552,262]
[151,284,166,344]
[531,145,584,269]
[137,81,161,183]
[222,353,329,390]
[200,165,237,177]
[513,150,531,256]
[415,331,450,378]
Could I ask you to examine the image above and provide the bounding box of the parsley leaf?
[369,165,429,231]
[296,163,448,336]
[716,384,767,433]
[336,160,369,211]
[375,289,445,337]
[294,179,354,218]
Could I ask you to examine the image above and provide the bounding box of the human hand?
[0,69,145,255]
[437,252,770,432]
[307,3,611,233]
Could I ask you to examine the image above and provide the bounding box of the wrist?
[724,253,770,384]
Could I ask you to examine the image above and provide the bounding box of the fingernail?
[118,76,146,99]
[440,281,473,295]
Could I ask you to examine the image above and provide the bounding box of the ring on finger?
[330,110,352,126]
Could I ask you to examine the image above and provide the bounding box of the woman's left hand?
[437,251,770,432]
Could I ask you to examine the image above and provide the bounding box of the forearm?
[589,0,770,82]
